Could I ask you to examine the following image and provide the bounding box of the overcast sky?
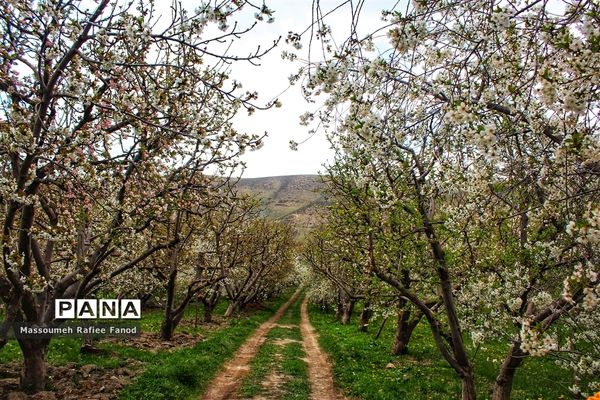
[225,1,333,179]
[187,0,399,178]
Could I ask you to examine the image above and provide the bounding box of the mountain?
[235,175,327,238]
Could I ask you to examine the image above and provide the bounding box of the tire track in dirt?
[201,288,302,400]
[300,296,346,400]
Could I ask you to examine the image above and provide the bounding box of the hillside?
[235,175,327,237]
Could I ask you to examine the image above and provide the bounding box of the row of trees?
[0,0,293,393]
[83,189,294,344]
[135,192,295,341]
[300,1,599,399]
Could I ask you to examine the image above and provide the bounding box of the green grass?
[120,294,294,400]
[0,292,296,400]
[309,305,574,400]
[0,336,143,369]
[238,293,310,400]
[0,302,217,367]
[280,340,310,400]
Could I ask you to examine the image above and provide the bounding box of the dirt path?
[201,288,302,400]
[300,296,345,400]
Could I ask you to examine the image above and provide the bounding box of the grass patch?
[0,291,296,400]
[280,340,310,400]
[309,305,574,400]
[120,293,293,400]
[0,301,225,367]
[0,337,142,368]
[238,338,279,397]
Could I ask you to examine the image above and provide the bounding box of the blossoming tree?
[0,0,277,392]
[299,0,599,398]
[304,151,440,351]
[222,215,296,317]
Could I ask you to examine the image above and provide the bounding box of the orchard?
[0,1,598,399]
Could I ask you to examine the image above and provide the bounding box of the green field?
[0,295,291,400]
[309,305,574,400]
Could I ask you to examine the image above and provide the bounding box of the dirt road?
[201,290,344,400]
[201,289,302,400]
[299,296,344,400]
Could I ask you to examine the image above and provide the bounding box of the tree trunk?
[203,301,215,323]
[375,317,388,340]
[161,308,186,340]
[139,291,154,309]
[335,291,343,321]
[161,249,177,340]
[320,299,330,312]
[1,319,11,350]
[161,295,190,341]
[461,369,477,400]
[203,303,213,323]
[201,287,220,323]
[224,300,239,318]
[80,336,105,354]
[416,187,475,399]
[160,317,175,341]
[391,310,418,355]
[341,299,355,325]
[492,342,525,400]
[358,302,372,332]
[18,339,49,393]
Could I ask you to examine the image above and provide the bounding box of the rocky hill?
[235,175,327,238]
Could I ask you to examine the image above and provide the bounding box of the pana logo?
[55,299,141,319]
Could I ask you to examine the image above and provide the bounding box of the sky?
[4,0,398,179]
[181,0,399,178]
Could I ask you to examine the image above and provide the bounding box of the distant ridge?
[235,175,326,237]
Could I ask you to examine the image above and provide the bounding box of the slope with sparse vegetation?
[236,175,327,237]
